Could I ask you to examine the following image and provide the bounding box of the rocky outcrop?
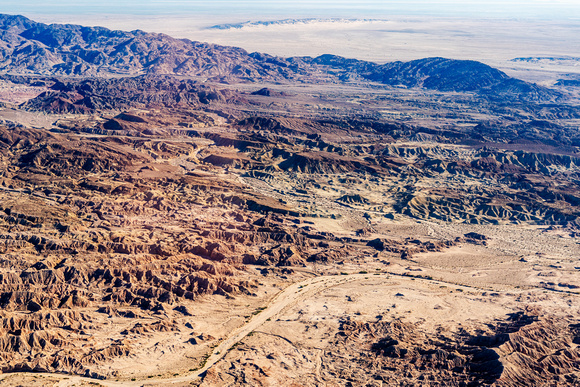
[22,76,245,112]
[321,310,580,386]
[366,237,456,259]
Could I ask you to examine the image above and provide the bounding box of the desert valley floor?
[0,13,579,386]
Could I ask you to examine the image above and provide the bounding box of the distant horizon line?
[2,1,579,23]
[7,11,580,30]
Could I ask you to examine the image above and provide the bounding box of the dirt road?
[0,273,375,386]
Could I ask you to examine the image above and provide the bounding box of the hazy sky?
[3,0,580,20]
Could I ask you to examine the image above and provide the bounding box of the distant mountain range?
[207,18,382,30]
[511,56,580,65]
[0,14,561,102]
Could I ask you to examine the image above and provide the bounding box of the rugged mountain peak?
[0,14,37,32]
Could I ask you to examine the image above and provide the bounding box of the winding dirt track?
[0,273,376,386]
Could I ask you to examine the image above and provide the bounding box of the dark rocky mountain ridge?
[309,54,559,102]
[20,75,244,114]
[0,14,561,102]
[0,14,302,80]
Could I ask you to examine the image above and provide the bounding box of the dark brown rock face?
[322,311,580,386]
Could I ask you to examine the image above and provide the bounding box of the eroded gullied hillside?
[0,99,579,382]
[0,30,579,382]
